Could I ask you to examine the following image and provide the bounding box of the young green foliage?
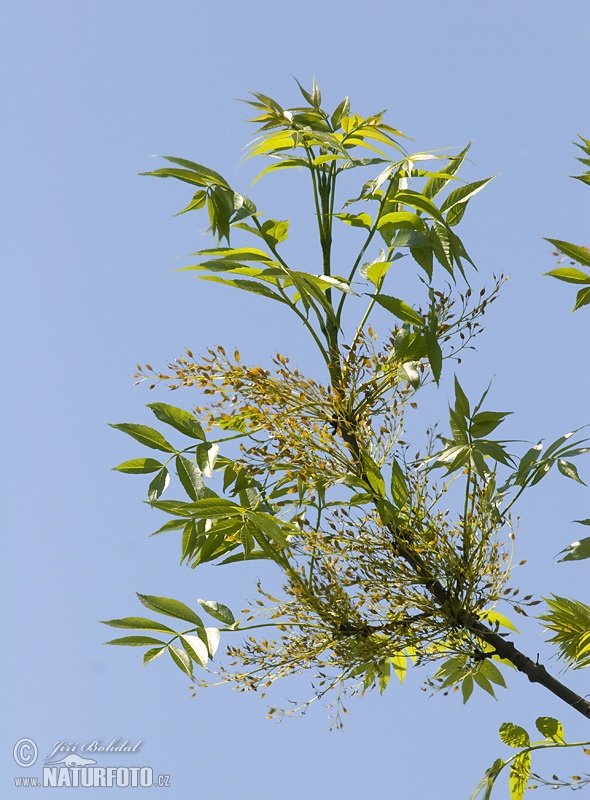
[544,135,590,310]
[472,717,590,799]
[107,84,589,745]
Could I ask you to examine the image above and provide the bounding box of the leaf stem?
[251,216,331,365]
[336,180,393,325]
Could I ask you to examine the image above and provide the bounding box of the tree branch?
[336,410,590,721]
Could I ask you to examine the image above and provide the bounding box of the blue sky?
[3,2,590,797]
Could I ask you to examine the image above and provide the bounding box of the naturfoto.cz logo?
[13,737,171,789]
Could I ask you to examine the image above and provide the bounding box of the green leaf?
[377,211,427,239]
[156,156,230,188]
[113,458,164,474]
[474,440,513,467]
[473,671,496,698]
[240,523,255,559]
[470,411,511,439]
[544,428,588,460]
[143,647,165,665]
[361,663,377,692]
[289,273,339,317]
[204,627,221,658]
[378,659,391,694]
[335,212,373,230]
[447,227,473,276]
[232,192,257,223]
[219,549,268,565]
[196,442,220,477]
[557,459,586,484]
[247,510,290,546]
[109,423,176,453]
[360,250,399,288]
[148,468,170,503]
[557,535,590,562]
[445,202,467,227]
[434,655,469,686]
[180,634,208,669]
[543,267,590,284]
[147,403,206,440]
[470,448,490,479]
[137,594,204,627]
[470,767,498,800]
[545,239,590,268]
[390,652,407,684]
[423,144,471,199]
[440,176,495,214]
[314,154,343,168]
[197,598,236,626]
[509,751,531,800]
[207,185,234,242]
[150,518,187,536]
[101,617,176,634]
[462,674,474,703]
[424,330,442,384]
[499,722,530,749]
[453,376,470,418]
[182,261,262,277]
[479,659,507,688]
[251,156,309,185]
[390,459,409,508]
[176,456,204,501]
[168,644,194,679]
[180,520,199,564]
[246,89,284,113]
[311,274,355,294]
[105,636,167,647]
[199,275,287,304]
[374,498,399,525]
[535,717,565,742]
[310,78,321,108]
[141,163,229,190]
[540,595,590,668]
[430,223,454,276]
[361,454,386,498]
[399,361,421,388]
[410,245,433,279]
[150,499,202,517]
[174,189,207,216]
[187,497,242,518]
[259,218,289,246]
[371,294,423,326]
[449,407,468,441]
[394,190,446,223]
[193,523,242,566]
[331,96,350,129]
[573,286,590,310]
[248,131,297,158]
[434,444,470,473]
[195,246,276,263]
[511,442,543,486]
